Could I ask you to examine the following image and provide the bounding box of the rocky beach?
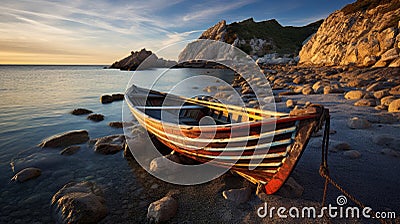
[1,0,400,223]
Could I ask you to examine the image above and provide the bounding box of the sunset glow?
[0,0,354,64]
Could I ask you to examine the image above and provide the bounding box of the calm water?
[0,66,233,164]
[0,65,233,222]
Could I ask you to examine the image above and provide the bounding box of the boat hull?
[125,85,325,194]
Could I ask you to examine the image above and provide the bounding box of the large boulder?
[39,130,89,148]
[51,181,107,224]
[299,1,400,67]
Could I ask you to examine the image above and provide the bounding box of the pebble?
[276,177,304,198]
[372,134,399,150]
[374,105,388,110]
[381,148,400,157]
[381,96,396,106]
[354,99,376,107]
[330,141,351,151]
[367,113,398,124]
[347,117,371,129]
[302,86,314,95]
[388,99,400,112]
[293,76,305,84]
[286,99,296,108]
[150,184,159,189]
[51,181,107,223]
[344,90,364,100]
[373,90,389,99]
[222,187,252,204]
[343,150,362,159]
[147,196,178,223]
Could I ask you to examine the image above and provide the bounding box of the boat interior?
[127,86,277,126]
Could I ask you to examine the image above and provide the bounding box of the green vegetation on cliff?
[225,18,323,55]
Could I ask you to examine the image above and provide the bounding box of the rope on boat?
[319,110,388,224]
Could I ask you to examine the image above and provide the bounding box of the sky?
[0,0,355,65]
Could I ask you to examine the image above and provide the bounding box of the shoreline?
[0,65,399,223]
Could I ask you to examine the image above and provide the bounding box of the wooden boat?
[126,84,328,194]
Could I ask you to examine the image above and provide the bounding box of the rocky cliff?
[198,18,322,57]
[299,0,400,67]
[109,48,177,70]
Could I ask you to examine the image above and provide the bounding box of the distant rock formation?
[197,18,322,57]
[299,0,400,67]
[109,48,177,71]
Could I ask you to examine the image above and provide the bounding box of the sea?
[0,65,234,222]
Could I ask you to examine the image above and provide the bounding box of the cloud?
[162,30,203,46]
[182,0,255,22]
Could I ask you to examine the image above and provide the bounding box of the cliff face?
[198,18,322,57]
[299,0,400,67]
[110,48,177,71]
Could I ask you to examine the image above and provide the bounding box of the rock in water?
[331,141,351,151]
[39,130,89,148]
[347,117,371,129]
[11,167,41,182]
[108,121,123,128]
[147,196,178,223]
[111,93,124,101]
[381,148,400,157]
[110,48,177,71]
[343,150,362,159]
[70,108,93,115]
[60,146,81,156]
[367,113,398,124]
[222,187,252,204]
[92,134,125,155]
[87,114,104,122]
[372,134,399,150]
[100,95,113,104]
[51,181,107,224]
[94,144,123,155]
